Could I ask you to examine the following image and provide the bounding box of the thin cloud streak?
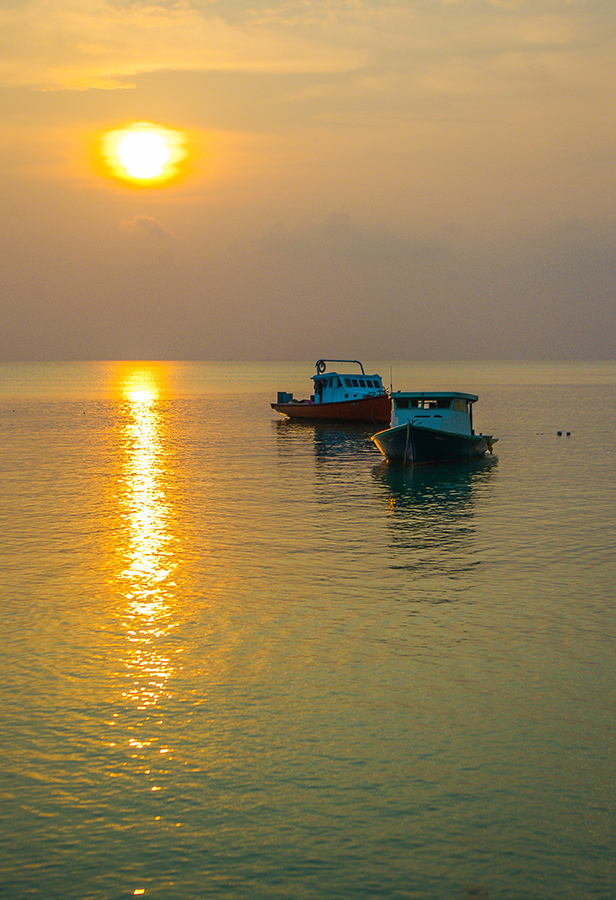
[0,0,610,99]
[0,0,365,90]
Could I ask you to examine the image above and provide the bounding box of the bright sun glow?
[117,131,172,179]
[101,122,188,186]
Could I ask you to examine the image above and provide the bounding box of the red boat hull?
[271,394,391,424]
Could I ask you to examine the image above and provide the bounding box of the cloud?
[119,215,171,239]
[118,215,174,266]
[262,213,448,266]
[0,0,365,91]
[0,0,607,103]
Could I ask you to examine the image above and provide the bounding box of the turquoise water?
[0,361,614,900]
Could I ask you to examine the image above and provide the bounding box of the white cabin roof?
[391,390,478,403]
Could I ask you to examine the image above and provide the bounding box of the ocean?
[0,360,614,900]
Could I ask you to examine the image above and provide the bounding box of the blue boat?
[371,390,497,465]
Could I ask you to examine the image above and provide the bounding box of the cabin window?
[409,398,451,410]
[396,399,409,409]
[365,379,374,388]
[344,378,352,387]
[452,399,467,412]
[358,379,365,387]
[352,379,359,387]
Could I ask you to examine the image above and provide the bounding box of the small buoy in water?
[566,431,571,436]
[557,431,562,436]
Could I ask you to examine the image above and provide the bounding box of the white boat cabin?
[390,391,479,435]
[311,359,385,405]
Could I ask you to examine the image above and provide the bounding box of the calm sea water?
[0,360,615,900]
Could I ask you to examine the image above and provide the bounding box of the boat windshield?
[395,398,453,410]
[343,377,382,389]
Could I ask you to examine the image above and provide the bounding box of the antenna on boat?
[389,365,393,393]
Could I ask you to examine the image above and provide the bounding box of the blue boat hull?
[372,422,496,466]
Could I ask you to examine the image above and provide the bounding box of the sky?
[1,0,615,361]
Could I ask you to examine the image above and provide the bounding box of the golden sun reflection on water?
[115,366,178,712]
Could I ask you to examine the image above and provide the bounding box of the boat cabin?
[390,391,479,436]
[311,359,386,405]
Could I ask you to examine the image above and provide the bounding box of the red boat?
[271,359,391,424]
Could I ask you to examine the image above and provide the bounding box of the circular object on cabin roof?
[316,360,326,374]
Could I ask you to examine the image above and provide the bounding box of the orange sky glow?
[1,0,615,360]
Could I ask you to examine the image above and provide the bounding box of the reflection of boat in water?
[274,418,380,460]
[372,391,497,466]
[271,359,391,424]
[373,454,498,507]
[373,457,498,583]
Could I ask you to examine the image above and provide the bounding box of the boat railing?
[315,359,366,375]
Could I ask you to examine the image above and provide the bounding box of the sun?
[116,130,172,179]
[100,122,188,186]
